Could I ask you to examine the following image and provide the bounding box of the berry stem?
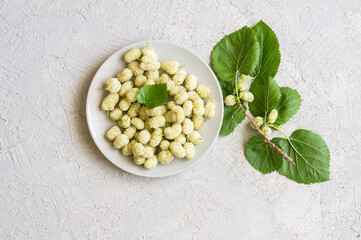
[235,71,240,102]
[138,104,145,113]
[270,124,289,140]
[240,76,254,83]
[237,102,296,166]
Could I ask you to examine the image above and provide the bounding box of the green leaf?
[220,104,246,136]
[219,80,235,97]
[252,20,281,78]
[275,87,302,125]
[245,134,283,174]
[273,129,330,184]
[249,76,281,118]
[137,83,167,109]
[211,26,260,82]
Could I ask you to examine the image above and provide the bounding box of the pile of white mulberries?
[101,45,216,169]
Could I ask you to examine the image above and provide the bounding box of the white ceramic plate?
[86,40,223,177]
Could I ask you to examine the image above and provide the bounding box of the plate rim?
[86,40,224,178]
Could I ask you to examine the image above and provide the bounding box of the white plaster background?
[0,0,360,239]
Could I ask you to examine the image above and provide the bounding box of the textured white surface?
[0,0,360,239]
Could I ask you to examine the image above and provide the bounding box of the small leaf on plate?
[246,134,283,174]
[252,20,281,78]
[273,129,330,184]
[137,83,167,109]
[249,76,281,118]
[275,87,302,125]
[220,104,246,136]
[211,26,260,82]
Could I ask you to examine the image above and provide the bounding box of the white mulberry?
[159,140,170,151]
[204,100,216,118]
[165,111,176,123]
[238,82,248,92]
[145,70,159,81]
[134,75,147,87]
[185,75,197,91]
[136,130,151,144]
[149,128,163,147]
[134,156,146,165]
[192,115,204,130]
[262,126,272,136]
[144,118,152,132]
[118,114,131,128]
[125,88,139,102]
[142,47,158,60]
[250,116,264,129]
[113,134,129,149]
[149,116,166,129]
[143,146,154,158]
[119,81,134,97]
[173,106,185,124]
[144,79,155,86]
[182,118,194,135]
[174,91,189,105]
[239,92,254,102]
[172,70,187,85]
[105,78,121,93]
[122,144,133,156]
[138,107,149,121]
[156,73,170,84]
[224,95,236,106]
[128,102,141,118]
[146,105,167,116]
[131,117,145,130]
[184,142,195,159]
[188,131,202,145]
[140,56,160,71]
[192,98,205,116]
[124,126,137,139]
[166,78,175,90]
[164,123,182,140]
[101,93,120,111]
[188,91,200,101]
[128,61,144,76]
[160,60,179,75]
[168,86,186,97]
[132,143,145,157]
[117,68,133,82]
[124,48,141,63]
[196,84,212,99]
[183,100,193,118]
[158,150,174,164]
[174,134,186,145]
[144,155,158,169]
[167,101,177,111]
[109,108,123,121]
[118,98,131,111]
[169,142,186,158]
[106,126,121,141]
[268,109,278,124]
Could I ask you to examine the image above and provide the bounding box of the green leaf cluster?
[211,20,330,184]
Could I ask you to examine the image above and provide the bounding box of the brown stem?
[238,102,296,166]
